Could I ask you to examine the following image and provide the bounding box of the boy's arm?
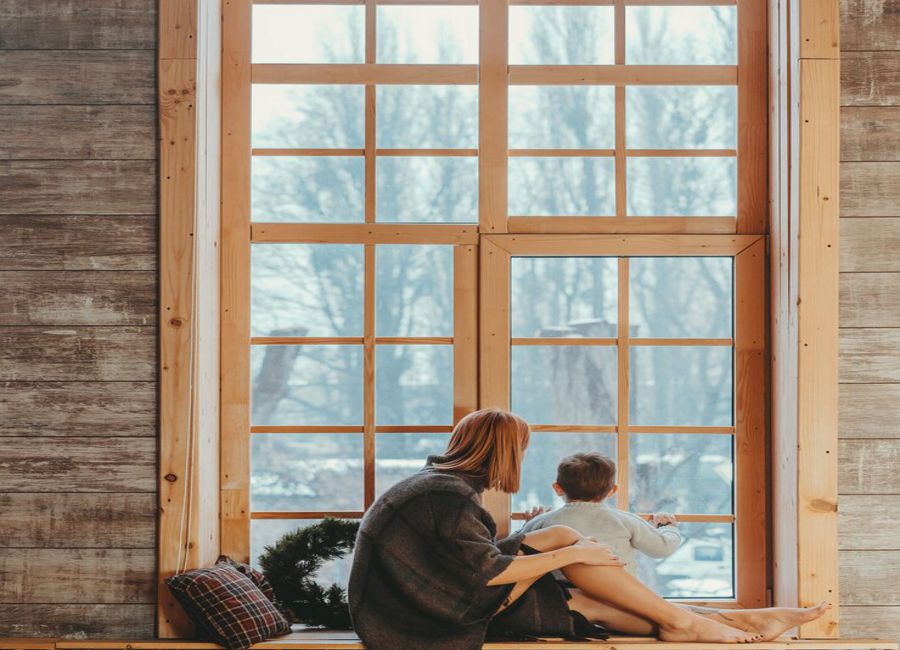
[623,513,682,558]
[519,511,549,534]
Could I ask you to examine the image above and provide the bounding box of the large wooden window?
[222,0,766,606]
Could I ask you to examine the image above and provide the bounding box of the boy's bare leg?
[561,563,761,643]
[680,603,832,641]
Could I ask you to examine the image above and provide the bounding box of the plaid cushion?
[166,564,291,650]
[215,555,293,623]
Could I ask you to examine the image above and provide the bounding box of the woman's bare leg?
[680,603,832,641]
[567,589,656,636]
[561,563,761,643]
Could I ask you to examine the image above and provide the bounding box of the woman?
[349,409,828,649]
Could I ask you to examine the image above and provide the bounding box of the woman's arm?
[487,533,624,586]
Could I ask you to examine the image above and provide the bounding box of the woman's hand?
[569,538,625,567]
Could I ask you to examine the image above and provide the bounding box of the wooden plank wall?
[838,0,900,642]
[0,0,158,638]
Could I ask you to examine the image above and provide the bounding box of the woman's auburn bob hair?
[432,409,531,494]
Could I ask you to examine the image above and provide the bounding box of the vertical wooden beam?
[364,0,376,224]
[771,0,841,637]
[220,0,252,565]
[454,245,479,424]
[615,257,630,510]
[796,53,841,638]
[480,237,511,534]
[363,245,376,508]
[159,0,222,638]
[735,237,768,608]
[479,0,508,233]
[737,0,768,234]
[770,0,800,614]
[614,0,627,220]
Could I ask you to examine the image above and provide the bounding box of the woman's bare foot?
[659,612,763,644]
[698,603,832,642]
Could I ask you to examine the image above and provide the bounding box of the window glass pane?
[251,434,363,511]
[515,432,617,512]
[252,244,363,338]
[377,157,477,222]
[626,6,736,65]
[635,522,734,600]
[509,158,615,216]
[251,345,363,425]
[375,433,451,498]
[629,434,733,515]
[252,85,364,149]
[377,6,478,63]
[627,87,737,150]
[252,156,364,222]
[509,86,615,149]
[376,246,453,337]
[512,346,617,425]
[630,257,732,339]
[627,157,736,217]
[509,7,614,65]
[511,257,617,338]
[377,86,477,149]
[630,346,732,427]
[376,345,453,425]
[252,519,356,585]
[253,5,364,63]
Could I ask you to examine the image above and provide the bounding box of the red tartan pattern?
[166,564,291,650]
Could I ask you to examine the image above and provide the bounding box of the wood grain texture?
[0,493,156,548]
[796,56,841,638]
[839,551,900,605]
[841,218,900,272]
[841,107,900,161]
[840,383,900,438]
[0,327,155,381]
[800,0,840,59]
[0,604,155,639]
[840,0,900,51]
[842,163,900,217]
[840,273,900,327]
[840,328,900,383]
[0,381,156,436]
[842,52,900,107]
[0,215,156,271]
[0,51,155,105]
[0,271,156,326]
[0,548,155,603]
[839,495,900,549]
[0,0,155,49]
[0,161,157,215]
[841,606,900,642]
[0,437,155,493]
[0,106,156,160]
[839,439,900,494]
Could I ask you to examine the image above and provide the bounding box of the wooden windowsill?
[2,632,896,650]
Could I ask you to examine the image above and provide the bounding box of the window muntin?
[225,0,766,605]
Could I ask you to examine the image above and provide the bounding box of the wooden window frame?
[480,233,767,608]
[157,0,844,640]
[218,0,769,606]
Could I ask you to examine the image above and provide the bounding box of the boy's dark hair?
[556,452,617,501]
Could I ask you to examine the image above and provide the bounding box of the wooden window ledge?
[1,633,897,650]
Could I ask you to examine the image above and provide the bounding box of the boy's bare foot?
[659,613,763,644]
[719,603,831,642]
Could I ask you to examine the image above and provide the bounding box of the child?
[520,452,682,575]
